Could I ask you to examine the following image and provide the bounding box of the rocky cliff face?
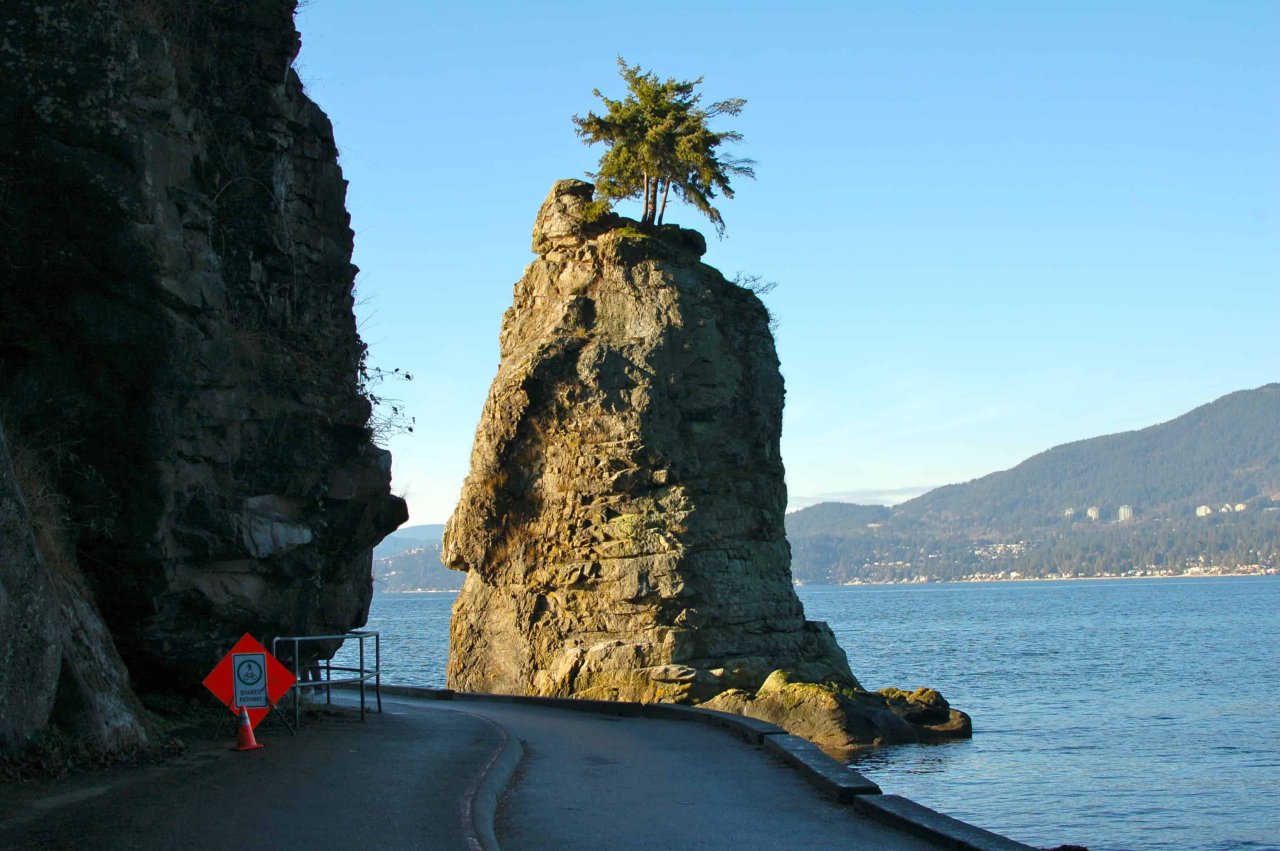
[0,424,149,753]
[0,0,405,751]
[443,180,855,703]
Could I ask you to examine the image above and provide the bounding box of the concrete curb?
[339,684,1036,850]
[451,708,524,851]
[762,734,883,801]
[851,795,1037,851]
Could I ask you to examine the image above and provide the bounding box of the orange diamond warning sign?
[202,633,296,729]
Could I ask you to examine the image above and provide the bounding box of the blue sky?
[294,1,1279,524]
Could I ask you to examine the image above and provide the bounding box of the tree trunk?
[657,180,672,225]
[642,174,653,224]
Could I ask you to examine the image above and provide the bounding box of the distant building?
[1220,503,1234,513]
[1086,506,1101,521]
[1063,508,1075,519]
[1195,505,1213,517]
[1117,505,1134,523]
[1234,503,1248,512]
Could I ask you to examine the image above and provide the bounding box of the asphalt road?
[426,697,942,851]
[2,694,949,851]
[0,701,505,850]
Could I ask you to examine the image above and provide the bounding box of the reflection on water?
[334,577,1280,851]
[847,739,966,776]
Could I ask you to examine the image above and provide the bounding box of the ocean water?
[333,576,1280,851]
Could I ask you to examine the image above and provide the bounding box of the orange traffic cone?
[233,705,265,751]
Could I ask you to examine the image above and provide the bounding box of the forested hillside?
[787,385,1280,583]
[372,525,459,592]
[903,384,1280,531]
[374,540,462,592]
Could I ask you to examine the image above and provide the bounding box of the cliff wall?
[0,0,405,751]
[0,424,148,752]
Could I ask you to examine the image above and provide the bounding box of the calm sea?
[334,576,1280,851]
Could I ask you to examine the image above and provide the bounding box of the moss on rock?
[703,669,972,757]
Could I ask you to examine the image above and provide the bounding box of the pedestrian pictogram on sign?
[202,634,296,730]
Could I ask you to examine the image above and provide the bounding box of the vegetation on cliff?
[573,58,754,235]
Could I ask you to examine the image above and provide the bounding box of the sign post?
[202,633,296,732]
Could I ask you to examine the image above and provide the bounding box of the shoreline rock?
[703,671,971,756]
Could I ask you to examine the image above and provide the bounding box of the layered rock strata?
[0,0,404,750]
[444,180,855,703]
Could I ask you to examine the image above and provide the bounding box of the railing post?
[268,631,380,725]
[358,634,366,722]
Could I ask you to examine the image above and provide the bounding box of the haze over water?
[338,575,1280,850]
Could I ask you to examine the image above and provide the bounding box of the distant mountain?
[787,385,1280,583]
[785,502,893,535]
[371,524,460,592]
[901,384,1280,532]
[374,542,462,593]
[374,523,445,559]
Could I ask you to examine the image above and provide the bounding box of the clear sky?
[294,1,1279,524]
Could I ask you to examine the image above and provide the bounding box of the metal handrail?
[272,631,381,728]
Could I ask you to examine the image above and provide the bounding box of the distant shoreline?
[823,569,1278,587]
[374,570,1277,596]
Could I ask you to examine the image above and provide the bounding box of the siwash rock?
[443,180,856,703]
[0,0,404,751]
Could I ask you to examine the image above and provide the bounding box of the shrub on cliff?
[573,58,755,236]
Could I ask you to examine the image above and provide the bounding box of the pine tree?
[572,59,755,236]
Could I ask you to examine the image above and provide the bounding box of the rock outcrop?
[0,0,404,751]
[444,180,854,703]
[444,180,971,751]
[701,673,972,758]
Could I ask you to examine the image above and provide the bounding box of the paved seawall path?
[0,689,1036,850]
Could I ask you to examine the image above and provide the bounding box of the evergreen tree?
[573,58,755,235]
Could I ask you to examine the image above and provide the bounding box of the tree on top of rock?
[572,58,755,236]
